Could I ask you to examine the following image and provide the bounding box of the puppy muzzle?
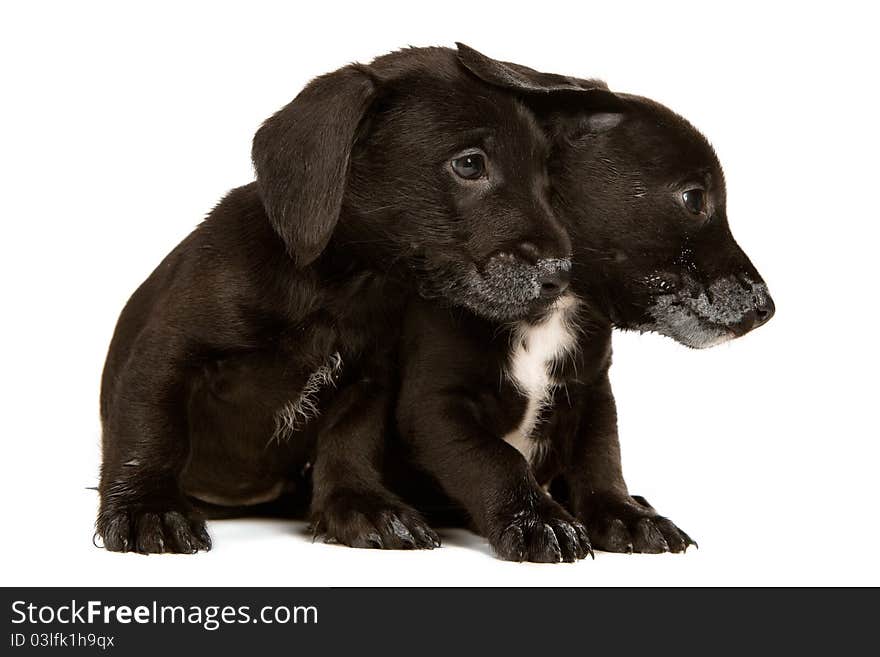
[481,254,572,304]
[640,272,774,348]
[451,254,573,321]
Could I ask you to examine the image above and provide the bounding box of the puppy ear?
[252,65,375,267]
[456,43,626,141]
[456,42,607,94]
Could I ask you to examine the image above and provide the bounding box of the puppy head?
[548,97,775,347]
[456,44,775,346]
[252,47,576,322]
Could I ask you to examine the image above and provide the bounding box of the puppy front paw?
[96,506,211,555]
[310,490,440,550]
[490,496,592,563]
[579,493,696,554]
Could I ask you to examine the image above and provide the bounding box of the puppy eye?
[682,189,706,215]
[451,153,486,180]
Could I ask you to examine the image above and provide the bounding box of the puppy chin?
[460,294,552,323]
[639,314,735,349]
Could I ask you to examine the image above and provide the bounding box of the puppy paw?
[310,491,440,550]
[579,494,696,554]
[96,507,211,555]
[491,496,592,563]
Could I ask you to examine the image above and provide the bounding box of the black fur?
[384,45,775,561]
[95,47,576,554]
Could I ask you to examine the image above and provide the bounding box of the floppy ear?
[252,65,375,267]
[456,42,608,94]
[456,43,626,140]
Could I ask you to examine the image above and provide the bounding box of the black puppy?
[96,47,578,553]
[387,46,775,561]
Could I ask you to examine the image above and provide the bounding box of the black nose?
[754,293,775,328]
[730,291,775,336]
[539,267,570,300]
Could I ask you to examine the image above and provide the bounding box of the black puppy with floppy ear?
[464,44,775,552]
[96,47,579,554]
[97,63,378,554]
[385,45,774,559]
[252,66,374,267]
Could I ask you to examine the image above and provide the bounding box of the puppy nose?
[730,292,775,336]
[539,267,570,299]
[753,293,775,328]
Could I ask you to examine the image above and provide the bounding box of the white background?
[2,1,878,587]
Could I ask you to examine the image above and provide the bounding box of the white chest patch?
[503,295,579,463]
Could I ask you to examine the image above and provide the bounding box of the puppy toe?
[163,512,195,553]
[159,511,211,554]
[546,520,577,562]
[527,523,563,563]
[190,518,213,552]
[384,510,439,549]
[551,519,592,562]
[319,512,384,549]
[376,512,418,550]
[574,522,595,560]
[593,517,634,553]
[631,517,669,554]
[496,524,526,562]
[654,517,696,553]
[348,531,384,549]
[408,519,442,549]
[134,512,166,554]
[99,511,132,553]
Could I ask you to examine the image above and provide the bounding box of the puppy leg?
[97,330,210,554]
[561,374,696,554]
[310,380,439,550]
[398,394,591,563]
